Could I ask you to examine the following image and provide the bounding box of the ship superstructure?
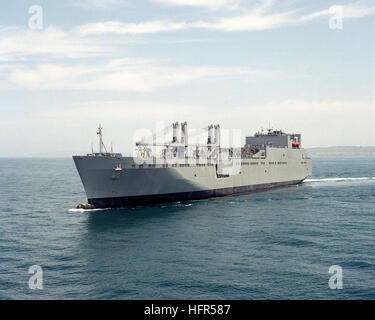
[73,122,312,208]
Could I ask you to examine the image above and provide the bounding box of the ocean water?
[0,156,374,300]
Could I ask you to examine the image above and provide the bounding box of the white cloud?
[75,1,292,35]
[76,20,188,36]
[193,7,293,32]
[76,13,293,36]
[42,100,197,121]
[299,3,375,23]
[340,3,375,18]
[71,0,128,9]
[7,59,259,92]
[72,0,239,10]
[151,0,240,10]
[0,26,109,61]
[76,2,375,36]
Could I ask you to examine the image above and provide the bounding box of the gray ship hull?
[87,179,304,207]
[73,146,312,208]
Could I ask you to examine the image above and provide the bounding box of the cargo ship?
[73,122,312,208]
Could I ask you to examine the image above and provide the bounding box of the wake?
[68,208,108,213]
[305,177,375,183]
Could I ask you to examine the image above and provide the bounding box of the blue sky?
[0,0,374,156]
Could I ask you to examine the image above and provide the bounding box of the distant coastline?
[306,146,375,156]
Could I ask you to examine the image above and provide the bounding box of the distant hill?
[306,146,375,156]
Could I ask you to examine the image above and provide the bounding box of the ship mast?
[97,124,107,153]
